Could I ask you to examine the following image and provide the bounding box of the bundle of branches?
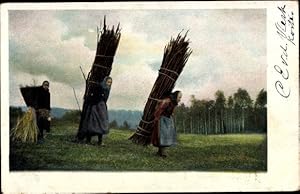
[129,32,192,146]
[77,17,121,133]
[84,17,121,99]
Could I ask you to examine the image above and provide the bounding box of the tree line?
[10,107,133,130]
[173,88,267,134]
[51,110,131,130]
[10,87,266,134]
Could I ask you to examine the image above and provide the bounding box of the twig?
[72,87,81,112]
[79,66,87,81]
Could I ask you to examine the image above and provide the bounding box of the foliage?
[109,120,119,129]
[255,89,267,108]
[233,88,253,109]
[61,110,81,123]
[51,110,81,127]
[120,120,130,129]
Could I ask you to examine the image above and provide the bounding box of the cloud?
[9,11,95,88]
[108,59,157,110]
[8,9,267,110]
[176,9,266,94]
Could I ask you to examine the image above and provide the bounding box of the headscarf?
[100,76,112,102]
[42,80,49,91]
[42,80,49,86]
[101,76,112,90]
[169,90,181,106]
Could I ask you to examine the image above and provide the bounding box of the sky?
[8,9,266,111]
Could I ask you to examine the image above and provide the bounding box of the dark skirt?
[80,101,109,136]
[36,109,50,132]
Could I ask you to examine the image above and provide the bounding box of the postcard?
[1,1,299,192]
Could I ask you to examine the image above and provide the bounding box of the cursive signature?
[275,5,295,45]
[274,5,295,98]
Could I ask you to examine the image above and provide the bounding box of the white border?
[1,1,299,192]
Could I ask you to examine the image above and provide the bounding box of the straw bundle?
[129,32,192,145]
[10,108,38,143]
[10,86,41,143]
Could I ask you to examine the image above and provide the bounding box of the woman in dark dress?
[78,76,112,145]
[151,90,182,157]
[35,80,51,143]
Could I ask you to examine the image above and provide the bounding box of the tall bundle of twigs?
[84,17,121,100]
[78,17,121,133]
[129,32,192,145]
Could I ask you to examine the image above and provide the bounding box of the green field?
[10,122,267,172]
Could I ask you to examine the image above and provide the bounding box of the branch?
[79,66,87,81]
[72,87,81,112]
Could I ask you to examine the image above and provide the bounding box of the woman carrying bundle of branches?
[75,17,120,146]
[130,32,191,146]
[77,76,112,146]
[151,90,182,157]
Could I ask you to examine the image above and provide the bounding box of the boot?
[97,135,104,146]
[86,135,92,145]
[37,130,44,144]
[158,147,167,158]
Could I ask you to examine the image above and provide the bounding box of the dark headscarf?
[100,76,112,102]
[159,90,181,117]
[169,90,181,106]
[42,80,49,86]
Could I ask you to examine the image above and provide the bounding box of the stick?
[72,87,81,112]
[79,66,87,81]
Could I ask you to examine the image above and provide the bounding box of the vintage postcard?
[1,1,299,192]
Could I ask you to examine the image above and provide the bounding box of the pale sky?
[9,9,266,111]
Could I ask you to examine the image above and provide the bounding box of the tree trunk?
[215,110,217,134]
[221,109,224,133]
[198,119,201,134]
[230,109,233,133]
[239,111,241,132]
[242,108,245,132]
[190,117,193,134]
[204,111,207,135]
[208,110,210,135]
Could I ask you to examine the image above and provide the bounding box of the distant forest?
[10,87,266,134]
[173,88,267,134]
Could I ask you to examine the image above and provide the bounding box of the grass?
[10,122,267,172]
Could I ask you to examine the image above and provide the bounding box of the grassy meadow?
[10,121,267,172]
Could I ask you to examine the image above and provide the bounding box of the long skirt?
[36,109,50,137]
[80,101,109,136]
[159,116,177,147]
